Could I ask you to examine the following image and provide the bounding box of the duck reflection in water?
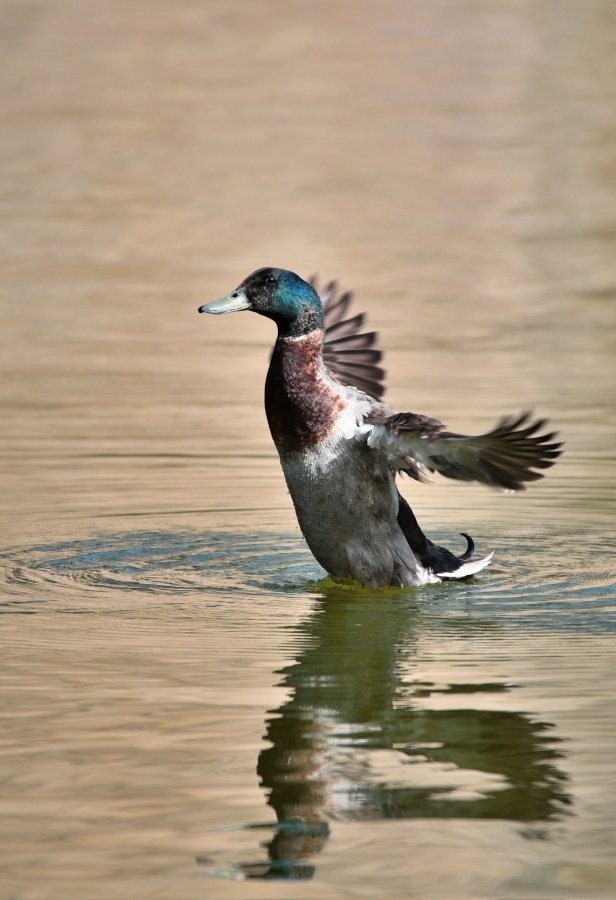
[241,591,571,880]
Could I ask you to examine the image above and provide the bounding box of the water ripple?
[0,527,614,628]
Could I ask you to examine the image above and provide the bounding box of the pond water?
[1,1,616,899]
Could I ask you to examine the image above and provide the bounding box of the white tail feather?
[437,552,494,579]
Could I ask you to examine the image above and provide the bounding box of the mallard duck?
[199,268,561,588]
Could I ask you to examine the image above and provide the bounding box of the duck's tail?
[437,551,494,579]
[396,492,493,581]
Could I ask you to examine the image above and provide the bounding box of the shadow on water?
[234,592,571,881]
[0,529,590,882]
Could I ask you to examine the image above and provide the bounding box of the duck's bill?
[198,290,250,314]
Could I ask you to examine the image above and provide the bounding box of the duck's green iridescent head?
[199,268,324,338]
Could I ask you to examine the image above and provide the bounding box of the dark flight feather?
[367,410,562,491]
[309,276,386,400]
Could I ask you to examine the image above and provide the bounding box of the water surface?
[1,1,616,898]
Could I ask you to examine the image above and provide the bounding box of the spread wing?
[309,276,386,399]
[366,411,562,491]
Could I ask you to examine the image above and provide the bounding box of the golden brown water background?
[1,1,616,898]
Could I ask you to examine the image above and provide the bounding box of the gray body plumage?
[264,329,432,587]
[279,409,429,588]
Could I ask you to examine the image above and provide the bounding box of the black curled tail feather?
[459,533,475,561]
[396,492,472,574]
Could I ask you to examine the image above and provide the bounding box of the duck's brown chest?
[265,331,346,454]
